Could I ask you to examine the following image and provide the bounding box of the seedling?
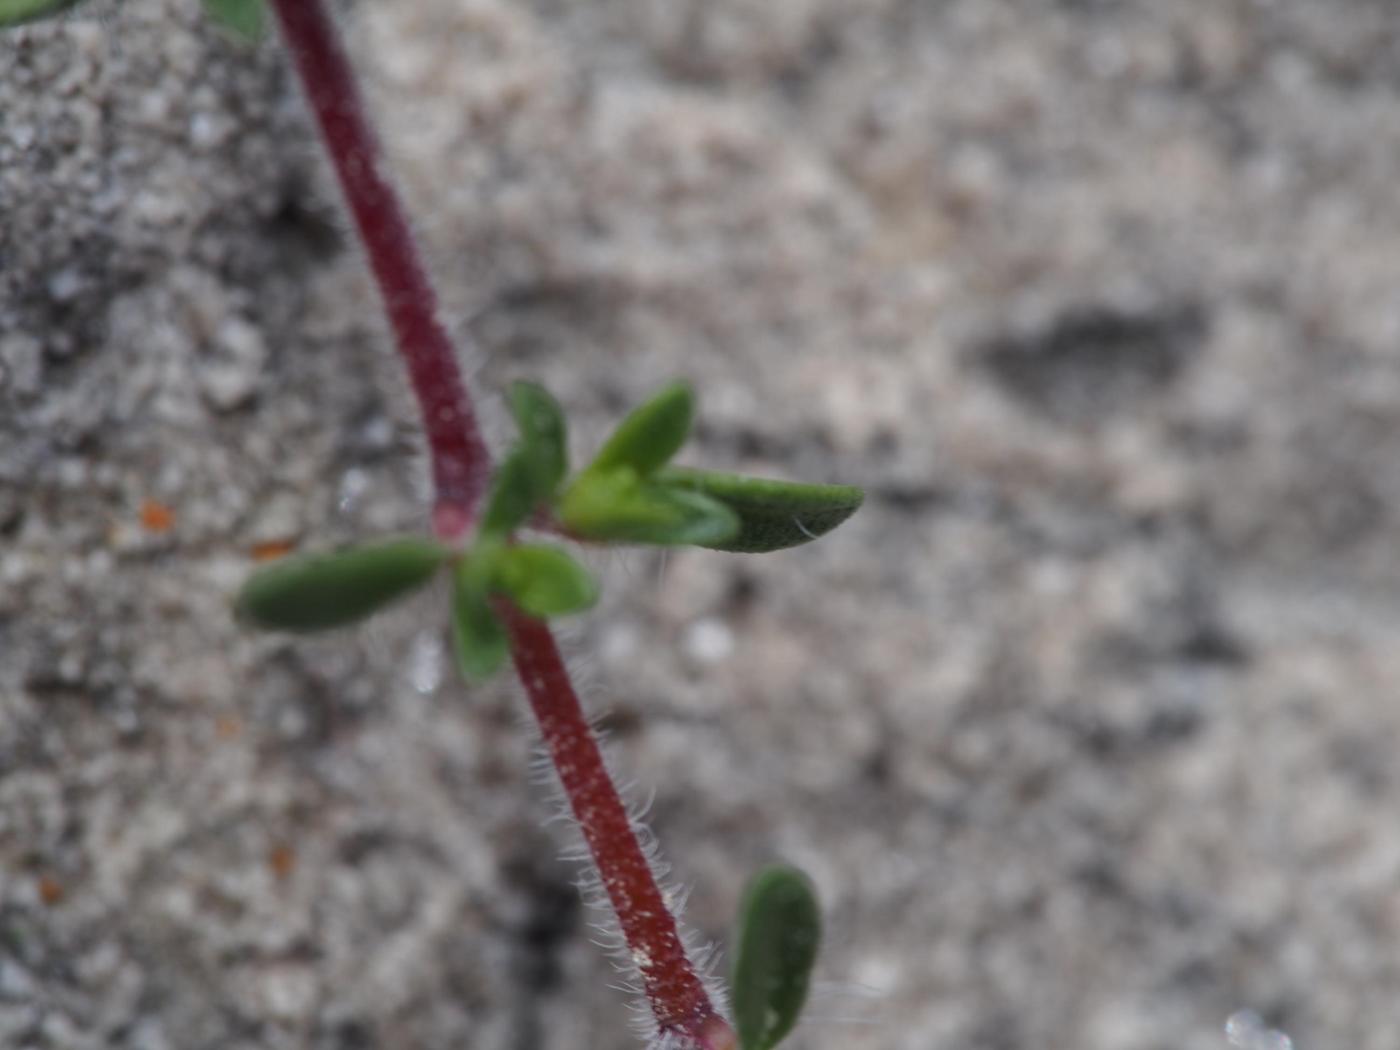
[9,1,859,1046]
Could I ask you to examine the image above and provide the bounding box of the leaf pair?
[433,382,599,679]
[557,382,737,547]
[235,532,596,683]
[235,379,863,688]
[730,865,822,1050]
[450,540,597,682]
[555,381,863,553]
[487,379,735,548]
[458,377,864,554]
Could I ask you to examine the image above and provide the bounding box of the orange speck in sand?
[38,875,64,906]
[215,715,243,741]
[251,539,295,562]
[140,500,175,533]
[269,844,297,881]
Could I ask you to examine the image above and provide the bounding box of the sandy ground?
[6,1,1400,1048]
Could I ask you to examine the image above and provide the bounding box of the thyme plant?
[6,1,863,1046]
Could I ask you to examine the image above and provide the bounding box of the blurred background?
[5,1,1400,1047]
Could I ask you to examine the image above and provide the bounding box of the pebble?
[197,317,267,412]
[682,617,734,666]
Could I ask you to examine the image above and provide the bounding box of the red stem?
[268,2,733,1046]
[504,608,734,1048]
[269,0,489,541]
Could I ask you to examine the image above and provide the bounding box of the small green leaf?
[480,450,542,538]
[452,553,509,682]
[236,538,446,632]
[508,381,568,496]
[0,0,85,28]
[494,545,598,618]
[559,469,739,547]
[480,385,571,539]
[587,381,694,478]
[202,0,264,39]
[731,865,822,1050]
[655,468,863,553]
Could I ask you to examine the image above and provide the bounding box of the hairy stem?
[268,2,734,1045]
[269,0,489,541]
[504,607,735,1050]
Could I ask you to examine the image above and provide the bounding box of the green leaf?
[480,450,542,539]
[480,384,570,539]
[508,381,568,496]
[236,538,446,632]
[655,468,863,553]
[202,0,264,39]
[494,545,598,618]
[452,553,509,682]
[587,381,694,478]
[731,865,822,1050]
[559,469,739,547]
[0,0,85,28]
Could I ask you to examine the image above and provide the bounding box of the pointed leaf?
[508,381,568,496]
[494,545,598,618]
[731,865,822,1050]
[656,468,863,553]
[482,425,565,538]
[587,381,694,478]
[202,0,264,39]
[0,0,85,28]
[559,469,738,547]
[480,450,542,539]
[452,553,509,681]
[481,384,570,539]
[236,538,445,632]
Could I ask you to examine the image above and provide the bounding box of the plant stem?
[268,0,489,542]
[504,607,735,1049]
[267,3,735,1046]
